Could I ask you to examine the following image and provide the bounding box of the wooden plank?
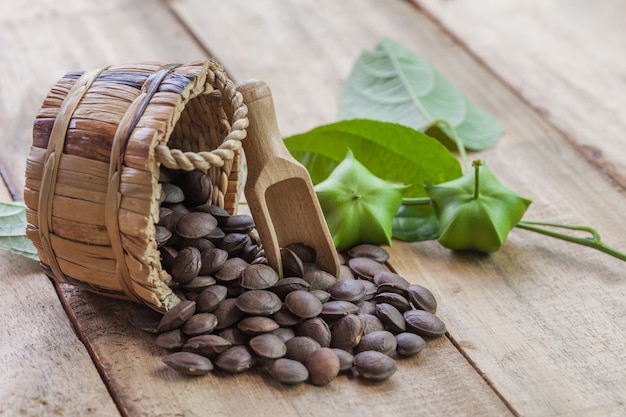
[2,155,117,413]
[172,0,374,136]
[172,0,626,416]
[0,198,120,415]
[411,0,626,188]
[0,120,117,412]
[59,285,514,417]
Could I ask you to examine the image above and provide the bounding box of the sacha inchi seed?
[134,167,447,386]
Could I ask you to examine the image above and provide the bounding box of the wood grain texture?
[0,250,120,416]
[59,285,514,417]
[173,0,626,416]
[412,0,626,189]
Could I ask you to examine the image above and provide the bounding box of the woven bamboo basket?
[24,59,248,311]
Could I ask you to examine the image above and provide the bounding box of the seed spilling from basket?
[156,167,260,287]
[132,167,447,386]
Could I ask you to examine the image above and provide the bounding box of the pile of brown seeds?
[131,168,447,386]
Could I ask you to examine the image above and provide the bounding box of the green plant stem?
[516,220,626,262]
[472,160,481,199]
[398,196,626,263]
[400,197,432,206]
[432,119,469,173]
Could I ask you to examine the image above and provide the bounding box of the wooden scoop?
[237,79,340,278]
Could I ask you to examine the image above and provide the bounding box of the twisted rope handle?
[154,67,249,171]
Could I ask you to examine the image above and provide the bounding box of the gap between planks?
[383,258,522,417]
[51,279,131,417]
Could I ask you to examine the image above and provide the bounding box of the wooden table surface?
[2,1,625,416]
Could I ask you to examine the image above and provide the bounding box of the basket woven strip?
[38,66,109,286]
[25,60,248,310]
[105,63,183,302]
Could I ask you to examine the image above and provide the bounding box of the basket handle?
[154,68,249,172]
[106,63,183,303]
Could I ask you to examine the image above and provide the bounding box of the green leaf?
[392,205,440,242]
[337,37,502,151]
[284,119,462,199]
[0,201,39,261]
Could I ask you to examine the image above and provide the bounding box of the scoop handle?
[237,79,340,278]
[237,79,293,178]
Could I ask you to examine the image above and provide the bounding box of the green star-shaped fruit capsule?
[426,160,531,253]
[314,149,409,250]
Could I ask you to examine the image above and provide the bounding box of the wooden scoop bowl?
[237,79,340,278]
